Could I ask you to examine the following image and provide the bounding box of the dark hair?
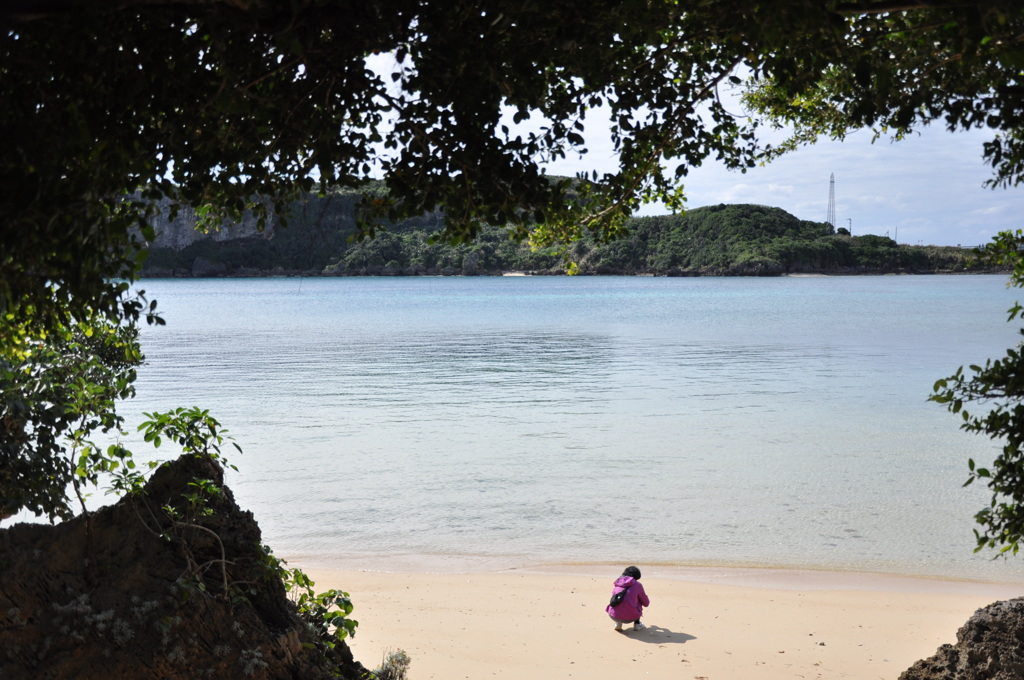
[622,566,641,580]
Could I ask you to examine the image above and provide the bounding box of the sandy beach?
[304,563,1023,680]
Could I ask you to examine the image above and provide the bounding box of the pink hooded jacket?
[605,575,649,621]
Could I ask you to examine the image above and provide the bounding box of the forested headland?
[143,188,995,278]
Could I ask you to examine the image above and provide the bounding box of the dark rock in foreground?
[900,598,1024,680]
[0,454,367,680]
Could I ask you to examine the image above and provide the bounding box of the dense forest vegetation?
[143,188,992,278]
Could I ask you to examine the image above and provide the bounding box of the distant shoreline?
[139,268,1011,279]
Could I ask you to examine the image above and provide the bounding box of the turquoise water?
[93,276,1024,580]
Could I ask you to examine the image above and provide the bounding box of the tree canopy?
[745,2,1024,188]
[4,0,1023,339]
[3,1,1024,523]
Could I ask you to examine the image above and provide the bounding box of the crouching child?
[606,565,650,631]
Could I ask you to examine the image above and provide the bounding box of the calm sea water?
[90,276,1024,580]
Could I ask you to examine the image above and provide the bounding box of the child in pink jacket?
[605,565,650,631]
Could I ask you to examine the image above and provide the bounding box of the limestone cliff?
[147,201,273,251]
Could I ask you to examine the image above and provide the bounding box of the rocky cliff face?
[0,454,366,680]
[900,598,1024,680]
[147,201,273,251]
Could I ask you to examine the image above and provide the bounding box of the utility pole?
[826,173,836,228]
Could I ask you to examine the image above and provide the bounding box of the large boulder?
[900,599,1024,680]
[191,256,228,277]
[0,454,367,680]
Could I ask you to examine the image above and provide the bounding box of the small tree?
[1,312,143,521]
[932,230,1024,555]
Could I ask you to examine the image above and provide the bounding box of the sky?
[544,121,1022,248]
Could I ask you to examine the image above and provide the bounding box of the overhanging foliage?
[6,1,1021,341]
[3,0,1023,533]
[932,231,1024,555]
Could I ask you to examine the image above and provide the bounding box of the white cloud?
[971,204,1013,217]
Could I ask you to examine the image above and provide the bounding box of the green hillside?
[142,198,991,277]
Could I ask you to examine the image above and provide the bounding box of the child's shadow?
[628,625,695,644]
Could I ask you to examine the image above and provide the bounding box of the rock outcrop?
[900,598,1024,680]
[0,454,367,680]
[147,202,272,251]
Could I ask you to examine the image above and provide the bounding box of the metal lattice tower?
[825,173,836,228]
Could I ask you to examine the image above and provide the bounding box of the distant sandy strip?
[303,562,1023,679]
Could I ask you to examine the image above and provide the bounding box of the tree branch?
[834,1,934,15]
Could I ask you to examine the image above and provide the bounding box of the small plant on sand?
[373,648,411,680]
